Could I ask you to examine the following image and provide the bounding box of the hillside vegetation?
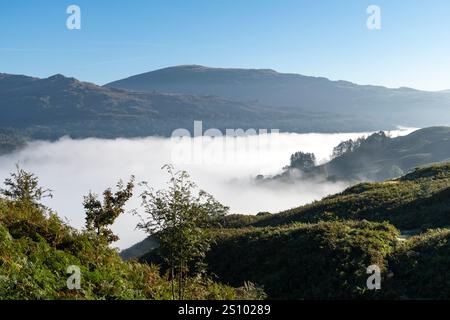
[322,127,450,181]
[205,221,398,299]
[267,127,450,183]
[0,129,27,155]
[138,163,450,299]
[252,163,450,230]
[0,198,261,300]
[3,160,450,299]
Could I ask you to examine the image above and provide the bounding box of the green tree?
[0,164,52,208]
[289,152,316,171]
[137,165,228,300]
[83,177,135,243]
[331,137,365,159]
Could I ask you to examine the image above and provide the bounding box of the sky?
[0,0,449,91]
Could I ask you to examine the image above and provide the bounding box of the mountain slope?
[138,163,450,299]
[205,221,398,299]
[321,126,450,181]
[0,198,261,300]
[243,163,450,230]
[266,127,450,183]
[0,72,384,143]
[106,65,450,128]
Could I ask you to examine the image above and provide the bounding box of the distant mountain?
[2,66,450,153]
[120,237,159,261]
[0,72,389,147]
[106,65,450,128]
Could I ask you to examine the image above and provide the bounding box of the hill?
[2,67,450,152]
[106,65,450,128]
[120,237,159,261]
[138,163,450,299]
[0,198,262,300]
[0,72,384,148]
[246,163,450,230]
[0,128,26,155]
[205,221,398,299]
[322,127,450,181]
[267,127,450,182]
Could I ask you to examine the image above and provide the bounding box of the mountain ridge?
[105,65,450,128]
[106,65,431,92]
[0,71,390,149]
[2,66,450,155]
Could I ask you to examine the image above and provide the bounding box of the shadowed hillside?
[0,198,262,300]
[138,163,450,299]
[322,127,450,181]
[0,72,386,150]
[106,65,450,128]
[266,127,450,183]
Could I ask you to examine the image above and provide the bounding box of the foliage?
[0,198,261,300]
[83,177,135,243]
[205,221,399,299]
[323,127,450,181]
[251,163,450,231]
[0,167,261,300]
[0,129,27,155]
[0,165,52,208]
[269,127,450,183]
[288,152,316,171]
[385,229,450,299]
[137,165,229,299]
[331,136,365,159]
[174,163,450,299]
[5,160,450,300]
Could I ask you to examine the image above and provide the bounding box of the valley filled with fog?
[0,128,416,249]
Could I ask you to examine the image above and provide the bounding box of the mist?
[0,128,416,249]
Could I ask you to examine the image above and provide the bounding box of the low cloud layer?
[0,128,415,249]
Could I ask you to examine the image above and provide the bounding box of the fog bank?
[0,128,416,249]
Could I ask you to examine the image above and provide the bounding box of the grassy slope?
[206,221,399,299]
[4,162,450,299]
[385,228,450,299]
[194,163,450,299]
[0,200,261,300]
[322,127,450,181]
[237,163,450,231]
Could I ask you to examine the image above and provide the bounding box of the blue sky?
[1,0,449,90]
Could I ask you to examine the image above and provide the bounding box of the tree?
[0,164,52,208]
[289,152,316,171]
[83,177,134,243]
[137,165,228,300]
[331,137,365,159]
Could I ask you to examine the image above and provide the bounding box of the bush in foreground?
[0,199,263,300]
